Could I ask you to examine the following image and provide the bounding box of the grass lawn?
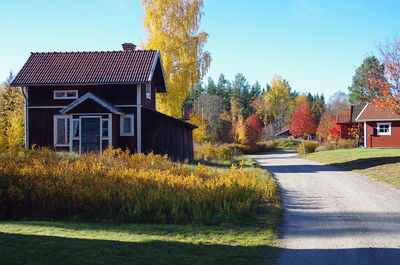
[305,148,400,189]
[0,155,281,265]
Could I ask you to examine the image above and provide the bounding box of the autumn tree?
[289,104,317,138]
[327,91,349,116]
[142,0,211,118]
[245,114,263,143]
[189,112,210,143]
[363,38,400,113]
[348,56,385,105]
[0,73,25,150]
[264,75,292,135]
[235,115,248,144]
[316,112,336,142]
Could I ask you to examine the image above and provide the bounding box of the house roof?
[10,50,167,92]
[336,105,366,124]
[273,129,290,137]
[356,104,400,121]
[60,92,124,115]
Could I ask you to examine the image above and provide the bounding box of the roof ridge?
[30,50,158,54]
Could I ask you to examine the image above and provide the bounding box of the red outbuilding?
[356,104,400,148]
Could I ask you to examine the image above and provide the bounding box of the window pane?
[57,119,66,144]
[73,120,79,138]
[55,92,65,98]
[102,120,109,137]
[66,91,77,97]
[123,117,131,133]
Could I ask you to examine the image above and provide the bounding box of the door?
[80,116,101,154]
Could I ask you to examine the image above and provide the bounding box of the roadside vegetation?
[305,148,400,189]
[0,148,281,264]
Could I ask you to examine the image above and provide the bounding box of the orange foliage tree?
[363,38,400,113]
[245,114,263,143]
[289,104,317,138]
[316,112,336,141]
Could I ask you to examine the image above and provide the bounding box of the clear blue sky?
[1,0,399,99]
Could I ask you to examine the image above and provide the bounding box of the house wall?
[365,121,400,147]
[28,84,138,106]
[338,123,353,139]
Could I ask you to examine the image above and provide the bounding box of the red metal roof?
[11,50,159,86]
[356,104,400,121]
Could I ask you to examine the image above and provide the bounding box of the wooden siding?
[28,108,59,148]
[366,121,400,147]
[28,85,137,106]
[142,108,194,161]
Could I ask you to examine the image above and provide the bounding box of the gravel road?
[252,151,400,265]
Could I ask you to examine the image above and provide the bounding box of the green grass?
[305,148,400,189]
[0,221,280,265]
[0,155,281,265]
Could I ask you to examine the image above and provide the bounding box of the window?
[54,116,69,146]
[72,119,79,139]
[54,90,78,99]
[377,122,391,136]
[120,115,134,136]
[102,119,109,138]
[146,84,151,100]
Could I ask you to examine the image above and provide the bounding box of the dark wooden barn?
[11,43,196,161]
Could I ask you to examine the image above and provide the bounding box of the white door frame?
[79,115,102,155]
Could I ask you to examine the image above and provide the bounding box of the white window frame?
[54,115,70,147]
[146,84,151,100]
[120,114,134,136]
[377,122,391,136]
[53,90,78,100]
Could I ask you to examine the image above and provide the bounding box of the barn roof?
[356,104,400,121]
[11,49,167,92]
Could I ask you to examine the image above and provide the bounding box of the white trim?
[28,106,66,109]
[115,105,139,108]
[377,122,392,136]
[79,116,102,154]
[364,122,367,148]
[53,90,78,99]
[23,87,29,149]
[355,104,368,122]
[136,84,142,153]
[108,114,113,147]
[54,115,69,147]
[146,84,151,100]
[120,114,135,136]
[148,51,159,82]
[28,105,139,109]
[357,118,400,122]
[60,92,123,115]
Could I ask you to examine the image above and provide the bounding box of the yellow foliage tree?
[236,115,248,144]
[0,74,25,151]
[189,112,210,143]
[264,75,292,133]
[141,0,211,118]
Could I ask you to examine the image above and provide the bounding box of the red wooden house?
[336,105,365,139]
[356,104,400,148]
[11,43,196,161]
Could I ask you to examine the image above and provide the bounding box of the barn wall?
[142,110,194,162]
[366,121,400,148]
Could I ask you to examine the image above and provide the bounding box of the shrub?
[0,148,277,224]
[194,143,235,161]
[317,139,357,151]
[276,138,301,150]
[297,141,319,154]
[260,140,278,149]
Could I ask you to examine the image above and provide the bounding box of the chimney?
[122,43,136,52]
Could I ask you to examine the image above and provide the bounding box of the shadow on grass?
[330,156,400,171]
[1,232,400,265]
[0,232,277,265]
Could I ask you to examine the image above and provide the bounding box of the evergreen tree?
[348,56,385,105]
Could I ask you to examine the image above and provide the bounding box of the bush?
[258,140,278,149]
[276,138,301,150]
[0,148,277,224]
[297,141,319,154]
[194,143,235,160]
[317,139,358,151]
